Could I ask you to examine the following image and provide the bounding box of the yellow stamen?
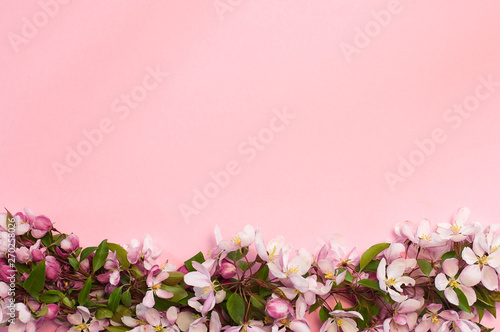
[386,277,396,286]
[288,265,300,274]
[419,234,432,241]
[450,222,462,235]
[478,255,491,267]
[431,316,439,324]
[449,279,459,289]
[337,319,344,327]
[152,284,160,290]
[154,326,163,331]
[76,324,87,331]
[233,235,242,246]
[324,269,333,279]
[491,245,499,253]
[269,246,278,261]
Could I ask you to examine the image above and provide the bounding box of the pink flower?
[215,225,256,252]
[437,310,480,332]
[436,207,481,242]
[435,258,476,306]
[45,256,61,281]
[0,212,30,236]
[61,234,80,253]
[45,304,59,321]
[125,234,163,271]
[460,232,500,290]
[266,298,292,320]
[320,310,363,332]
[67,306,100,332]
[24,208,53,238]
[383,298,423,332]
[142,267,173,308]
[415,304,445,332]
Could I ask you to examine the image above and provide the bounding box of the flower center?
[233,235,242,246]
[269,246,278,261]
[386,277,396,286]
[450,222,462,234]
[324,269,333,279]
[76,324,87,331]
[152,284,161,290]
[419,234,432,241]
[154,326,163,331]
[288,265,300,274]
[337,319,344,327]
[431,316,439,324]
[478,255,491,267]
[203,285,214,295]
[449,278,459,288]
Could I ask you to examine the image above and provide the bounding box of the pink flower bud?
[45,304,59,320]
[220,261,237,279]
[33,215,52,232]
[61,234,79,253]
[0,264,13,283]
[16,247,31,264]
[80,258,90,272]
[32,248,45,262]
[266,298,291,320]
[45,256,61,281]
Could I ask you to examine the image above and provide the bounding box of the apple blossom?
[434,259,476,306]
[377,258,416,302]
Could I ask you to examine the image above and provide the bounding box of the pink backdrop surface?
[1,1,500,330]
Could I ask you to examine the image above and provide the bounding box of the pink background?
[1,0,500,330]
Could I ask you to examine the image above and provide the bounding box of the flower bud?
[61,234,79,253]
[33,215,52,231]
[266,298,291,320]
[45,304,59,320]
[31,248,46,262]
[219,261,237,279]
[45,256,61,281]
[16,247,31,264]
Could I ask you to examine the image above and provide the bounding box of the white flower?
[377,258,415,302]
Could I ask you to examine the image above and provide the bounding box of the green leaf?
[163,271,185,286]
[490,290,500,302]
[357,279,381,291]
[184,252,205,272]
[359,243,390,272]
[107,243,131,268]
[23,260,46,295]
[441,251,458,261]
[78,276,93,305]
[238,261,249,271]
[250,294,265,310]
[96,308,114,319]
[227,249,245,262]
[121,289,132,307]
[80,246,97,261]
[62,296,74,308]
[319,306,330,322]
[227,293,245,324]
[68,256,80,271]
[475,285,495,307]
[161,284,188,302]
[40,292,62,303]
[254,264,269,281]
[417,259,433,276]
[105,327,131,332]
[108,287,122,312]
[360,260,380,272]
[454,287,471,313]
[93,240,109,272]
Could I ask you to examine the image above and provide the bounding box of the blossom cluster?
[0,207,499,332]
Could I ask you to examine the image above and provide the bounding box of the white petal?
[442,258,459,277]
[461,247,478,265]
[434,273,448,291]
[481,265,499,290]
[460,265,481,287]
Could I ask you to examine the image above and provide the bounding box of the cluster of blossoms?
[0,207,499,332]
